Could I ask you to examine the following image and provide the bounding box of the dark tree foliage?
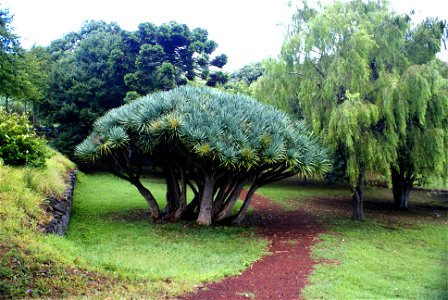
[0,6,22,110]
[120,21,228,94]
[75,86,329,225]
[231,62,264,85]
[40,21,125,157]
[206,71,229,87]
[41,20,228,158]
[210,54,228,68]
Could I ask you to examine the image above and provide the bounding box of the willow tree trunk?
[391,168,412,210]
[197,176,214,225]
[351,171,365,220]
[32,103,37,127]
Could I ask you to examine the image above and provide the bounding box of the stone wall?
[40,169,77,236]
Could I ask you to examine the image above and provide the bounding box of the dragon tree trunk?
[197,175,214,225]
[133,179,161,220]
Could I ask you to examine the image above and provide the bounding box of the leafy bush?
[0,109,47,167]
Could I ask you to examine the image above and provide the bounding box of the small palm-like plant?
[76,86,330,224]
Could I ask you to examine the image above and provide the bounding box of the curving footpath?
[180,191,324,300]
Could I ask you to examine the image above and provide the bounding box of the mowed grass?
[303,219,448,299]
[42,173,268,297]
[1,153,160,299]
[3,156,445,299]
[256,177,349,209]
[258,177,448,299]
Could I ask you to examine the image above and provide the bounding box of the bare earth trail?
[179,191,324,300]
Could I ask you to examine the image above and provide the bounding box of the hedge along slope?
[75,86,330,225]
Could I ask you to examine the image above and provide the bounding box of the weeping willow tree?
[75,86,330,225]
[262,0,448,219]
[328,92,393,219]
[386,62,448,209]
[251,58,302,115]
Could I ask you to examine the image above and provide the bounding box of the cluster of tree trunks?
[104,143,296,225]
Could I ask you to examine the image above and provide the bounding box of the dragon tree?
[75,86,329,225]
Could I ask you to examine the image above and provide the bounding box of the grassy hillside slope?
[0,151,267,299]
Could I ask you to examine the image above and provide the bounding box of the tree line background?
[1,13,231,155]
[1,0,447,220]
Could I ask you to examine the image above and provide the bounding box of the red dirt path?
[179,191,324,300]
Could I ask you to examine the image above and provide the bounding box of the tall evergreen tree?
[41,20,228,157]
[41,21,124,157]
[121,21,227,96]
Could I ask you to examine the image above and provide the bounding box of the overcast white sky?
[2,0,447,70]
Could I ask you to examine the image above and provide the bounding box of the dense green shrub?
[0,109,47,167]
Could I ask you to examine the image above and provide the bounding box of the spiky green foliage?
[76,86,329,225]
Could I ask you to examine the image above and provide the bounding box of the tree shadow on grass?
[101,183,447,230]
[102,208,253,229]
[299,188,447,227]
[104,209,154,223]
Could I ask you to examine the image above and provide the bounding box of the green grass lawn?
[258,177,448,299]
[41,173,267,298]
[2,156,446,299]
[303,219,448,299]
[256,177,349,209]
